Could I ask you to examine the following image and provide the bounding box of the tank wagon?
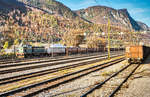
[125,45,150,63]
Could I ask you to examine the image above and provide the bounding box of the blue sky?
[56,0,150,27]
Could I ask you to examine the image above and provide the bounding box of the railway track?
[0,53,123,75]
[80,63,140,97]
[0,53,96,64]
[0,54,120,85]
[0,54,123,86]
[0,52,102,64]
[0,52,122,68]
[0,51,123,65]
[0,52,102,67]
[0,55,124,97]
[0,53,122,85]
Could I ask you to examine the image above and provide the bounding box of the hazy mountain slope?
[18,0,78,19]
[0,0,28,13]
[0,0,30,26]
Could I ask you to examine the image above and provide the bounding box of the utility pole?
[51,35,54,57]
[107,18,111,59]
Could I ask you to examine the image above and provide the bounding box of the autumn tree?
[3,41,9,49]
[86,33,106,48]
[14,39,19,45]
[62,29,84,47]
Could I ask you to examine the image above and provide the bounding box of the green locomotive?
[16,45,45,58]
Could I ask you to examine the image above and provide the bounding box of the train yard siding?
[0,55,124,93]
[36,59,127,97]
[116,55,150,97]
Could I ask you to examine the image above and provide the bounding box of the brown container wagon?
[125,45,150,63]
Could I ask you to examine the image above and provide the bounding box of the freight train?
[16,44,124,58]
[125,45,150,63]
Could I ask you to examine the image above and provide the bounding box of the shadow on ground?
[132,55,150,79]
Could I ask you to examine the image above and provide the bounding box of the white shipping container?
[46,44,66,54]
[47,47,66,54]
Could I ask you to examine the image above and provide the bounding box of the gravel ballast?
[36,60,127,97]
[116,55,150,97]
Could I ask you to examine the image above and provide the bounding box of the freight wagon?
[125,45,150,63]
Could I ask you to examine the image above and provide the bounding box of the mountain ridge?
[137,21,150,31]
[75,5,146,31]
[18,0,78,19]
[18,0,149,31]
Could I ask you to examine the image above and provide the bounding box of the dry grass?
[101,70,116,76]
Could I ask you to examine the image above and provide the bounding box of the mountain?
[1,0,150,48]
[0,0,99,48]
[22,1,148,31]
[137,21,150,31]
[0,0,29,26]
[15,0,148,31]
[0,0,29,47]
[76,5,143,31]
[18,0,78,19]
[0,0,28,13]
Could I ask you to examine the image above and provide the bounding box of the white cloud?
[138,17,150,26]
[79,0,97,7]
[129,8,148,14]
[140,17,150,22]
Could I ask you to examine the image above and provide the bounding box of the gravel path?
[35,60,127,97]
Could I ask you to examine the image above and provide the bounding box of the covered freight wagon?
[125,45,150,63]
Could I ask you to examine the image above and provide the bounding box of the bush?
[0,53,16,59]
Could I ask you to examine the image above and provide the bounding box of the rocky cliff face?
[137,21,150,31]
[76,6,143,31]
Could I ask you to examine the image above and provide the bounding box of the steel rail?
[0,52,103,68]
[0,55,109,85]
[0,54,112,74]
[80,63,140,97]
[109,63,140,97]
[0,57,124,97]
[0,54,122,86]
[0,51,121,64]
[80,63,133,97]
